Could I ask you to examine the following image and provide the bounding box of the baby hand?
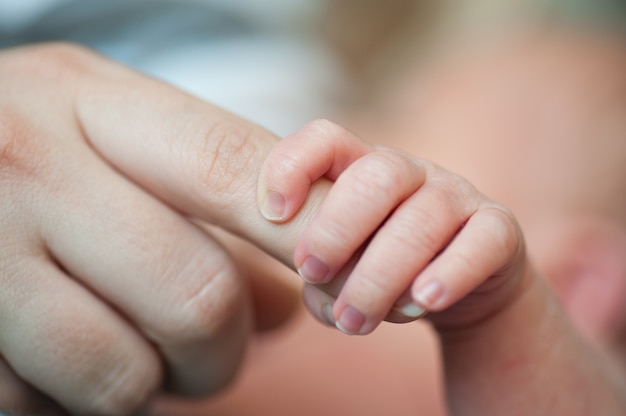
[258,120,528,335]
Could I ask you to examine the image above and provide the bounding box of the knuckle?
[429,173,478,212]
[395,214,442,253]
[189,120,263,211]
[348,153,406,202]
[155,254,246,342]
[1,42,94,86]
[265,144,302,182]
[317,216,353,248]
[35,318,161,415]
[300,118,346,139]
[486,205,523,260]
[450,247,480,273]
[0,44,98,183]
[0,108,50,181]
[357,273,394,301]
[88,357,160,416]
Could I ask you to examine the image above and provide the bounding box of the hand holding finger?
[254,118,529,336]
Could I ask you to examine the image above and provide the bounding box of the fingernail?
[393,290,427,318]
[298,255,330,283]
[335,306,366,335]
[413,280,444,309]
[260,190,285,221]
[393,301,427,318]
[322,303,335,326]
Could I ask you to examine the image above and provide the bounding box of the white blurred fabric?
[0,0,345,136]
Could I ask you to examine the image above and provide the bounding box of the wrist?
[438,266,626,415]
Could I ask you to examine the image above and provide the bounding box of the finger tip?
[392,301,427,319]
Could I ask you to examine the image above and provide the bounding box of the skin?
[2,26,626,416]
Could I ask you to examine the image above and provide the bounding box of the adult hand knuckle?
[0,108,51,183]
[188,120,261,210]
[1,42,95,86]
[156,257,245,341]
[34,318,161,415]
[87,357,160,416]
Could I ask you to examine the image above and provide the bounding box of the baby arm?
[258,119,626,415]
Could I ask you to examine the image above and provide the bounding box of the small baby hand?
[258,120,526,335]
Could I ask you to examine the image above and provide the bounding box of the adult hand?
[0,43,299,415]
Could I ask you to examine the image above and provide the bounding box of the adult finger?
[0,356,66,415]
[202,225,301,332]
[71,47,425,325]
[2,43,252,402]
[0,255,160,414]
[41,150,250,400]
[34,123,251,397]
[71,45,327,265]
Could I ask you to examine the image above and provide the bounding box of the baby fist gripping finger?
[259,120,439,331]
[258,119,529,336]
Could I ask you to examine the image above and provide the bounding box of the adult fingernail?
[260,190,285,221]
[298,255,329,283]
[335,305,366,335]
[413,280,444,310]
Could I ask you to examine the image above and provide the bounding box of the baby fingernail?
[298,255,329,283]
[260,190,285,221]
[335,306,366,335]
[393,301,426,318]
[393,290,427,318]
[322,303,336,326]
[413,280,444,309]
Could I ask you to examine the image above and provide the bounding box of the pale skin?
[258,118,626,415]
